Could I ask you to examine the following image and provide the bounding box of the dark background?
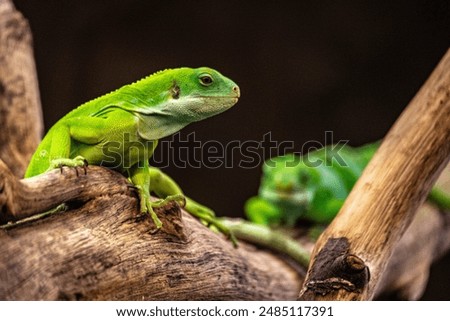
[14,0,450,299]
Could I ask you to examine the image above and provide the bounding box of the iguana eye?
[199,74,214,86]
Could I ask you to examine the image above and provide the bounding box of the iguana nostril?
[232,85,240,97]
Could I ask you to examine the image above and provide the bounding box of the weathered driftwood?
[0,162,303,300]
[0,158,131,223]
[0,0,42,178]
[0,160,449,300]
[298,49,450,300]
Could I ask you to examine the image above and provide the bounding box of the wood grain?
[0,0,43,178]
[0,165,302,300]
[0,161,448,300]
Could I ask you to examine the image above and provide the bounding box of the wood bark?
[1,0,450,300]
[0,162,303,300]
[0,162,449,300]
[0,0,42,178]
[298,49,450,300]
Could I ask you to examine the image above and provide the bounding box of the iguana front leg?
[41,114,125,174]
[128,162,185,229]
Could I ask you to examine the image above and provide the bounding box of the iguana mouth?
[195,95,239,101]
[195,85,240,100]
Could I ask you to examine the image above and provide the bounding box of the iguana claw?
[49,155,87,173]
[135,185,186,229]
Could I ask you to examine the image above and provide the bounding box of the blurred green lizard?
[245,141,450,226]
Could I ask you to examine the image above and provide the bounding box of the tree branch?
[0,164,302,300]
[0,159,131,223]
[0,160,448,299]
[0,0,43,178]
[298,49,450,300]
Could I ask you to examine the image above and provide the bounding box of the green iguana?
[25,67,240,244]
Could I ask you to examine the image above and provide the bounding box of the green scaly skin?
[25,67,240,245]
[246,141,450,227]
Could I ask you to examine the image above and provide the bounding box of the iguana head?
[170,67,240,119]
[121,67,240,140]
[138,67,240,120]
[260,155,319,203]
[245,154,320,227]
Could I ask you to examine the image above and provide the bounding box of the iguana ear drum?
[170,81,180,99]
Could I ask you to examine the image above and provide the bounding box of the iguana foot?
[48,156,87,174]
[151,194,186,208]
[135,186,186,229]
[191,210,238,247]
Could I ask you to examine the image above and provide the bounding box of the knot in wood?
[305,237,370,296]
[344,254,366,273]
